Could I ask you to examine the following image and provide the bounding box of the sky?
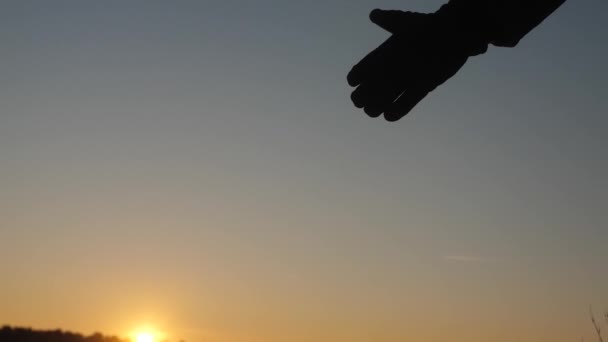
[0,1,607,342]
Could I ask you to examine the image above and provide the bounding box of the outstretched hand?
[347,9,478,121]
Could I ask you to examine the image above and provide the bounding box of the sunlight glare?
[135,333,154,342]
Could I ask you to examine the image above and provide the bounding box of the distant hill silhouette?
[0,326,129,342]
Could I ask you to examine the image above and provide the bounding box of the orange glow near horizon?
[131,327,164,342]
[135,333,154,342]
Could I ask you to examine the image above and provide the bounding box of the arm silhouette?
[348,0,566,121]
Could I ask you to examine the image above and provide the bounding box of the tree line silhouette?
[0,326,128,342]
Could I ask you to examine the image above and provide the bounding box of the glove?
[347,8,488,121]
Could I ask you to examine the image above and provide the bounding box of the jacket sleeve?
[437,0,567,48]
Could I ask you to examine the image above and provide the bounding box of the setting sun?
[135,333,154,342]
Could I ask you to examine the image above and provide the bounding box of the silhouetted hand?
[347,9,485,121]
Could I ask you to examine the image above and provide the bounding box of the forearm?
[488,0,566,47]
[437,0,567,48]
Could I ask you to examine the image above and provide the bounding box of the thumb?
[369,9,428,34]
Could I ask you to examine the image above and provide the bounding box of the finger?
[347,49,383,87]
[362,76,408,118]
[346,64,364,87]
[362,83,393,117]
[347,35,402,87]
[364,105,383,118]
[352,37,424,116]
[382,52,469,121]
[384,88,430,122]
[369,9,409,34]
[370,9,430,35]
[364,89,402,117]
[352,77,403,115]
[350,83,372,108]
[352,60,406,111]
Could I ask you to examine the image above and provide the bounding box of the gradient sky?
[1,1,607,342]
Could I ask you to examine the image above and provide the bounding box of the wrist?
[433,2,493,56]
